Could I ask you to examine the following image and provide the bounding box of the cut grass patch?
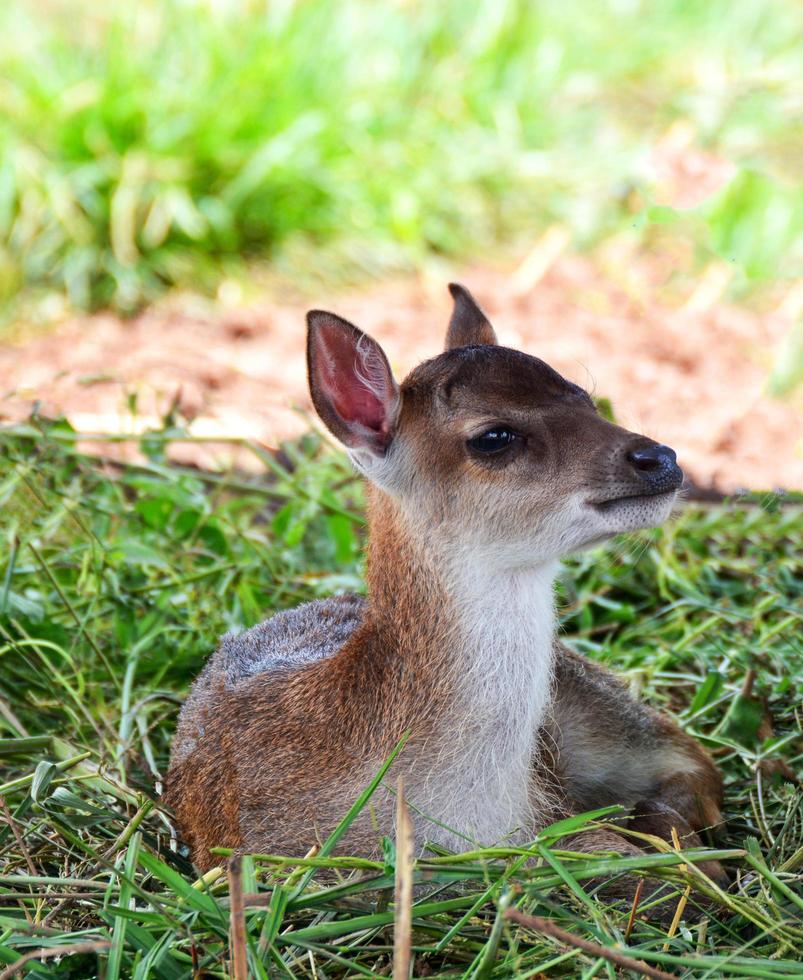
[0,419,800,977]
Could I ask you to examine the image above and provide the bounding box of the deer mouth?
[589,489,678,513]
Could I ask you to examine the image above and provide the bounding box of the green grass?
[1,0,801,315]
[0,418,800,977]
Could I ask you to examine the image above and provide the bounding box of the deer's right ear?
[307,311,400,456]
[445,283,497,349]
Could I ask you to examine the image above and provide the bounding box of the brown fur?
[166,284,723,881]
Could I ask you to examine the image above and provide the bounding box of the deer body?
[168,285,723,871]
[169,495,559,858]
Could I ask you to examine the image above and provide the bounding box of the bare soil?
[2,249,801,492]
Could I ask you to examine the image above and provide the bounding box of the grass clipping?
[0,421,800,978]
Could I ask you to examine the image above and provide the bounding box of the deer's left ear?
[307,310,400,457]
[445,283,497,349]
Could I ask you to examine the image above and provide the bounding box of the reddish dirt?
[1,249,801,492]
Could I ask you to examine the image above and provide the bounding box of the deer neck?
[364,488,557,740]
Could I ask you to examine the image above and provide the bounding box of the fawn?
[167,284,723,880]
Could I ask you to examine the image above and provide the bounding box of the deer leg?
[548,642,723,840]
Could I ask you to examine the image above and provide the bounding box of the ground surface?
[0,424,800,979]
[2,248,801,492]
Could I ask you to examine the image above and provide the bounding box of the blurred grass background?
[1,0,801,319]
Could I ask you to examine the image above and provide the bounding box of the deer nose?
[626,444,683,493]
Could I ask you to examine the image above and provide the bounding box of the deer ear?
[445,283,497,349]
[307,311,400,455]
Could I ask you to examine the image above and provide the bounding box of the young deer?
[167,284,723,879]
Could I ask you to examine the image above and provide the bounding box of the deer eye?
[467,427,519,454]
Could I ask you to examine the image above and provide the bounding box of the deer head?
[307,284,682,568]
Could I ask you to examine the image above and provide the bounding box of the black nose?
[626,444,683,493]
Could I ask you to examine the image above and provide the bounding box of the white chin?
[585,491,678,540]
